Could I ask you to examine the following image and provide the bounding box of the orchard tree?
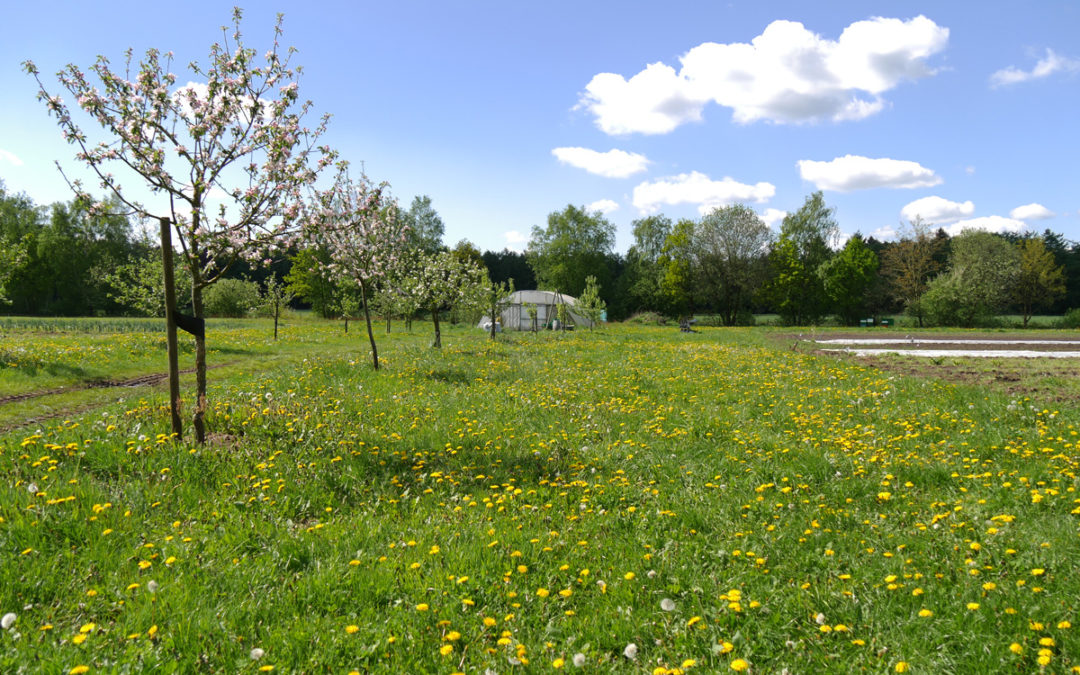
[25,9,334,442]
[403,250,487,348]
[576,275,606,329]
[483,278,516,340]
[255,276,295,339]
[307,163,406,370]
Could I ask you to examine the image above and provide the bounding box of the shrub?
[204,278,261,318]
[1057,308,1080,329]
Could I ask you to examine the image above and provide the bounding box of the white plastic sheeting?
[822,348,1080,358]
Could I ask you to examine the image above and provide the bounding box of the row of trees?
[4,180,1080,331]
[15,9,561,443]
[523,194,1080,328]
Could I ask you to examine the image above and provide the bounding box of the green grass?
[1,321,1078,673]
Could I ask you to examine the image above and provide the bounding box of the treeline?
[3,182,1080,327]
[523,194,1080,327]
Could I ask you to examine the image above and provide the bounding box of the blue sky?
[3,1,1079,253]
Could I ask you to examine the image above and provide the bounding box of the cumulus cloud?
[632,171,775,215]
[900,196,974,223]
[798,154,942,192]
[578,15,948,134]
[990,49,1080,87]
[943,215,1026,236]
[503,230,529,251]
[1010,202,1054,220]
[758,208,787,229]
[0,149,24,166]
[551,147,650,178]
[586,199,620,214]
[871,226,898,240]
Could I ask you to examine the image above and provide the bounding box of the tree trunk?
[489,292,497,341]
[432,309,442,349]
[191,280,207,445]
[273,302,279,340]
[385,313,391,334]
[360,279,378,370]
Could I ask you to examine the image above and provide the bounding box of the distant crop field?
[1,322,1077,673]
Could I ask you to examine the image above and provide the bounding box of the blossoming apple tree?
[24,9,334,442]
[402,250,487,349]
[305,163,407,370]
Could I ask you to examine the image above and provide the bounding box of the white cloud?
[503,230,529,251]
[632,171,775,215]
[1010,202,1054,220]
[943,215,1026,236]
[579,15,948,134]
[900,196,974,223]
[586,199,620,214]
[551,147,649,178]
[758,208,787,229]
[0,148,24,167]
[990,48,1080,87]
[871,226,898,240]
[965,166,975,175]
[798,155,942,192]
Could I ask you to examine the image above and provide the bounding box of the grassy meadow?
[1,320,1078,673]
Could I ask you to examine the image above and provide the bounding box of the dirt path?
[0,364,239,408]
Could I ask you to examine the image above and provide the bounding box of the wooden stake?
[159,217,182,438]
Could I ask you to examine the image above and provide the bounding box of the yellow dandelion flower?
[69,667,90,675]
[895,662,909,673]
[345,625,359,634]
[416,603,429,611]
[72,633,87,645]
[440,644,454,656]
[730,658,749,671]
[537,588,550,598]
[553,657,565,668]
